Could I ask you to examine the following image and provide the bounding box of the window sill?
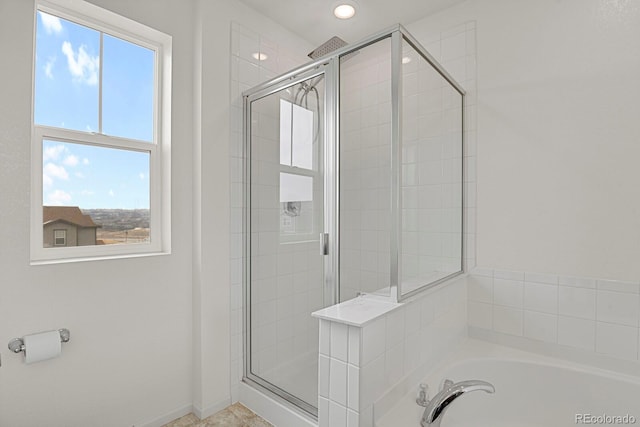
[30,249,171,266]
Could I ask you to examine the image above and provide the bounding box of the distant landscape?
[82,209,150,244]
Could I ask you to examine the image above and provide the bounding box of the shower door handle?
[320,233,329,255]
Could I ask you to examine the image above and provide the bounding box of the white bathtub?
[378,339,640,427]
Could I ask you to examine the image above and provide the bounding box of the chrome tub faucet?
[416,379,495,427]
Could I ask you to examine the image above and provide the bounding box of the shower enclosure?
[243,25,465,417]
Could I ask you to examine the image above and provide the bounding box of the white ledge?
[311,294,403,327]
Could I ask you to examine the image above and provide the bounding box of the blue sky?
[42,140,149,209]
[35,10,153,209]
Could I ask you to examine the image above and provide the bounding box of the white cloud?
[43,144,66,162]
[61,41,99,86]
[43,174,53,189]
[75,172,85,179]
[44,57,56,79]
[109,189,115,197]
[63,155,79,167]
[139,172,145,180]
[43,162,69,181]
[39,12,63,35]
[82,158,90,165]
[47,189,72,205]
[80,190,94,196]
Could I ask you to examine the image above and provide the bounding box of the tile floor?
[162,403,273,427]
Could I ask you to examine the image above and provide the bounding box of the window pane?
[279,99,292,165]
[34,11,99,132]
[291,104,313,169]
[54,230,66,246]
[42,140,150,247]
[279,172,312,202]
[102,34,155,142]
[279,100,314,169]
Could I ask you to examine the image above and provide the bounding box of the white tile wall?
[319,277,467,427]
[468,301,492,329]
[557,316,595,351]
[469,268,640,363]
[559,286,596,320]
[329,358,348,405]
[524,282,557,314]
[596,322,639,360]
[493,305,523,336]
[493,278,523,308]
[523,310,557,343]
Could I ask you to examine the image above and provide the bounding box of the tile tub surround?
[313,276,467,427]
[468,268,640,365]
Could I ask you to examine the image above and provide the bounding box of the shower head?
[308,36,358,63]
[308,36,348,59]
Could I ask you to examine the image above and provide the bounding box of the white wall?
[0,0,194,426]
[409,0,640,281]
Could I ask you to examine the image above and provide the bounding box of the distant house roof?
[43,206,99,228]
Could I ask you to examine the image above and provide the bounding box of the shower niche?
[243,25,464,417]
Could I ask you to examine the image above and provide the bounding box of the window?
[278,99,317,239]
[54,230,66,246]
[31,0,171,263]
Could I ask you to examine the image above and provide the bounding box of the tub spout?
[421,379,495,427]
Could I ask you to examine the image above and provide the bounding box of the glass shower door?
[246,70,327,414]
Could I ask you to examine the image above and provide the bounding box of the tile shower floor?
[163,403,273,427]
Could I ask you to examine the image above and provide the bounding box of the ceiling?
[238,0,466,48]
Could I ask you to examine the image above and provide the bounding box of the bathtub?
[378,339,640,427]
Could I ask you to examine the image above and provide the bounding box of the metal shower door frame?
[242,63,337,418]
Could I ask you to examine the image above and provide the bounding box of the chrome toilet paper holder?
[8,329,71,354]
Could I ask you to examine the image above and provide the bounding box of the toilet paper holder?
[8,329,70,354]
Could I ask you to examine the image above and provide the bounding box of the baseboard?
[136,404,193,427]
[193,397,232,419]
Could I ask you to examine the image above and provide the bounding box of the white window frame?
[30,0,172,264]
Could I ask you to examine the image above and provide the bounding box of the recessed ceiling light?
[402,56,412,64]
[252,52,268,61]
[334,4,356,19]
